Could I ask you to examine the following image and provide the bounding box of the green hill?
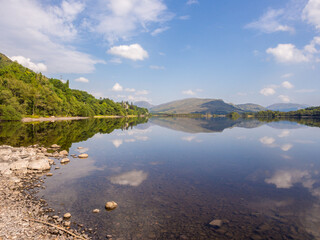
[0,53,148,120]
[236,103,266,112]
[150,98,262,115]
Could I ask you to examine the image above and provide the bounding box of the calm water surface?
[2,117,320,239]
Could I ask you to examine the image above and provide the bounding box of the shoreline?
[21,115,147,123]
[0,145,90,239]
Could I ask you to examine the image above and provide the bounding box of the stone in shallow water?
[92,209,100,213]
[46,173,53,176]
[78,154,88,158]
[63,213,71,219]
[64,221,71,227]
[209,219,222,228]
[59,150,68,156]
[51,144,60,148]
[60,158,70,164]
[105,201,118,211]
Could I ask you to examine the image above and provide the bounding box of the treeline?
[255,107,320,118]
[0,53,148,120]
[0,117,149,149]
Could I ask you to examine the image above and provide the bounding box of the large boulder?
[28,158,51,171]
[78,154,88,158]
[9,160,29,171]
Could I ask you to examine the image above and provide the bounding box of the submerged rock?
[209,219,222,228]
[46,173,53,176]
[92,209,100,213]
[78,154,88,158]
[105,201,118,211]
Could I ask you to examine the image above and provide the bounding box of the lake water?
[1,117,320,239]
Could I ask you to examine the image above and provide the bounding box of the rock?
[0,162,10,174]
[105,201,118,211]
[78,154,88,158]
[209,219,222,228]
[46,173,53,176]
[52,215,59,219]
[27,159,51,171]
[9,160,29,171]
[51,144,60,148]
[60,158,70,164]
[55,167,60,170]
[48,159,54,165]
[106,235,112,239]
[59,150,68,156]
[77,147,84,149]
[63,212,71,219]
[64,221,71,227]
[92,209,100,213]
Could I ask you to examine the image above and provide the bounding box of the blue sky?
[0,0,319,106]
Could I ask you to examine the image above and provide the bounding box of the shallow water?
[2,117,320,239]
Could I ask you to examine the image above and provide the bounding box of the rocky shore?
[0,145,90,240]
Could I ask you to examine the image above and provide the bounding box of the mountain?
[134,101,154,109]
[151,117,264,133]
[0,53,148,120]
[150,98,257,115]
[267,103,309,112]
[236,103,266,112]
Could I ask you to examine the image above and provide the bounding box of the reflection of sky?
[109,170,148,187]
[37,119,320,239]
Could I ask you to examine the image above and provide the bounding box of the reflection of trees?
[0,117,148,150]
[257,117,320,128]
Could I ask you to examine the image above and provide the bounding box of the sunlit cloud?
[281,144,293,151]
[260,136,276,145]
[278,130,290,138]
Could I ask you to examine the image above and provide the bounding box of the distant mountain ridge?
[266,103,309,112]
[134,101,154,109]
[150,98,265,115]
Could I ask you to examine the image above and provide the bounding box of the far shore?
[21,115,146,123]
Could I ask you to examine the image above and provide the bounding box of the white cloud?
[0,1,101,73]
[302,0,320,29]
[109,58,122,64]
[110,170,148,187]
[281,143,293,151]
[107,44,149,61]
[112,139,123,148]
[187,0,199,5]
[151,26,170,36]
[282,81,294,89]
[112,83,123,92]
[150,65,165,70]
[260,87,276,96]
[281,73,293,78]
[9,56,47,72]
[295,89,317,93]
[182,89,196,95]
[265,170,310,188]
[93,0,173,43]
[245,9,294,33]
[179,15,190,20]
[266,44,309,63]
[181,136,196,142]
[135,90,149,95]
[260,136,275,145]
[279,95,291,103]
[75,77,89,83]
[125,88,136,92]
[278,130,290,138]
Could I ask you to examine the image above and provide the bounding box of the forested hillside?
[0,53,148,120]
